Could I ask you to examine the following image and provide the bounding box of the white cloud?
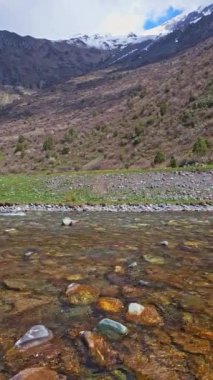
[0,0,212,39]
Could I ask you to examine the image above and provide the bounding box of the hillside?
[0,37,212,173]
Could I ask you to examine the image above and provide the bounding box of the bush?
[160,101,168,116]
[43,135,54,151]
[61,146,69,155]
[15,135,27,154]
[192,137,209,156]
[154,151,165,164]
[170,156,177,168]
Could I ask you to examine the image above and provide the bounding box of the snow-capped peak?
[142,3,213,37]
[67,33,154,50]
[66,3,213,50]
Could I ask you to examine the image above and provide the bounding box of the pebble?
[97,297,124,313]
[128,262,138,268]
[62,217,79,226]
[66,283,99,305]
[15,325,53,350]
[128,303,145,316]
[9,367,66,380]
[138,280,150,287]
[160,240,169,246]
[97,318,128,338]
[81,331,119,367]
[144,254,165,265]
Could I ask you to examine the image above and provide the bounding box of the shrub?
[132,136,141,146]
[134,122,144,136]
[192,137,209,156]
[154,151,165,164]
[15,135,27,154]
[43,135,54,151]
[61,146,69,155]
[160,101,168,116]
[170,156,177,168]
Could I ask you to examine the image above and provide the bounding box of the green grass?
[0,165,212,206]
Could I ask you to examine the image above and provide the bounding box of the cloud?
[0,0,212,39]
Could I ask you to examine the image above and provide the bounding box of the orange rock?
[66,283,99,305]
[97,297,124,313]
[82,331,119,367]
[126,305,164,326]
[10,367,66,380]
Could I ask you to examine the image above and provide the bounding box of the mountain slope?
[0,37,212,173]
[0,31,110,88]
[106,8,213,68]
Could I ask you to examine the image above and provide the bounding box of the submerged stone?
[126,305,164,326]
[180,295,205,311]
[66,274,83,281]
[81,331,119,367]
[62,218,79,226]
[97,297,124,313]
[128,303,145,316]
[171,332,211,354]
[68,305,93,319]
[144,254,165,265]
[4,279,27,291]
[10,367,66,380]
[128,261,138,268]
[160,241,169,246]
[15,325,53,350]
[97,318,128,339]
[66,283,99,305]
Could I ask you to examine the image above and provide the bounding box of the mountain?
[0,4,212,88]
[105,4,213,67]
[0,31,110,88]
[67,4,213,49]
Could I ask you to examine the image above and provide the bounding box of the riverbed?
[0,211,212,379]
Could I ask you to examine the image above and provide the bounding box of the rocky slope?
[0,36,212,173]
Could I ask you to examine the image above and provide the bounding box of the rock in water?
[97,297,124,313]
[128,261,138,268]
[128,303,145,316]
[15,325,53,350]
[126,305,164,326]
[81,331,119,367]
[9,367,66,380]
[144,254,165,265]
[66,283,99,305]
[97,318,128,339]
[160,240,169,246]
[62,218,79,226]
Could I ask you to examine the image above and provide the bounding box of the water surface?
[0,212,212,379]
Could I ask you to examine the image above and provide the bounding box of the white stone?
[15,325,53,349]
[128,303,145,316]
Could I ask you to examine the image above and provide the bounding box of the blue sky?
[0,0,211,38]
[144,7,182,30]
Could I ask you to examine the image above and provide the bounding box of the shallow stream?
[0,211,212,379]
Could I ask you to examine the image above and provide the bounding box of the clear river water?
[0,211,212,379]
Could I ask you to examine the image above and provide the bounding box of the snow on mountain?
[142,3,213,37]
[67,33,154,50]
[66,4,213,50]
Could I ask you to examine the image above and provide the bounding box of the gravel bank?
[0,204,213,214]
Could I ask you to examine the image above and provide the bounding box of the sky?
[0,0,212,39]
